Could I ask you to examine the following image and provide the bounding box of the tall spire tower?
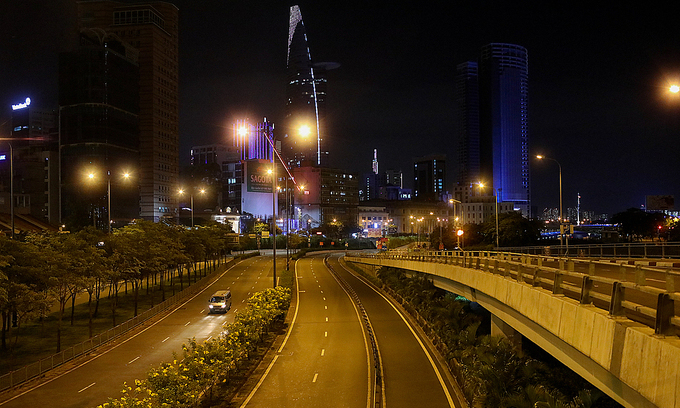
[372,149,379,174]
[284,5,338,167]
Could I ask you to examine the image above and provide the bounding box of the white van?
[208,290,232,314]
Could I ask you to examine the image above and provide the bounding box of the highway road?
[240,253,370,408]
[0,256,278,408]
[325,254,458,408]
[241,252,460,408]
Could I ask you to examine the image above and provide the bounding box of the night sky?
[2,1,680,217]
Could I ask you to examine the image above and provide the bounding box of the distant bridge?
[345,250,680,408]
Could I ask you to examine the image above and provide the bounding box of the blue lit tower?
[284,5,337,167]
[478,43,530,216]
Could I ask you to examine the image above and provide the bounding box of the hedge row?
[98,286,291,408]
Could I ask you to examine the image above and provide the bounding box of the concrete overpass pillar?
[491,314,522,350]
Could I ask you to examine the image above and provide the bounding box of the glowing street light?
[235,122,311,280]
[179,187,205,228]
[299,125,311,138]
[88,170,131,233]
[670,85,680,94]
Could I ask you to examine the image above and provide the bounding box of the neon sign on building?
[11,97,31,110]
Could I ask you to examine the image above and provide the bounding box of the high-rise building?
[385,169,403,189]
[0,97,59,225]
[293,165,358,229]
[479,43,530,216]
[59,28,140,229]
[76,1,179,222]
[455,61,481,186]
[284,5,337,168]
[233,119,275,162]
[413,155,446,202]
[455,43,530,216]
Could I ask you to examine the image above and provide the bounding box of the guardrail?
[0,256,240,392]
[346,250,680,337]
[501,242,680,259]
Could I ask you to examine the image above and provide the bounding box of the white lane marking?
[342,257,455,407]
[162,337,170,343]
[325,317,328,322]
[299,290,306,293]
[321,349,325,356]
[312,373,319,383]
[323,297,326,301]
[78,383,96,393]
[185,321,191,326]
[207,336,212,341]
[324,305,327,310]
[128,356,140,364]
[324,331,327,337]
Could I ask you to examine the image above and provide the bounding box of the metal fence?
[346,250,680,337]
[501,242,680,259]
[0,256,238,392]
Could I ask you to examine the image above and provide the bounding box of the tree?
[611,208,665,241]
[27,233,80,352]
[0,236,47,350]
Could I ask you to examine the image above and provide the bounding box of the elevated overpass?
[345,250,680,408]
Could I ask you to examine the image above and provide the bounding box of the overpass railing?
[347,250,680,337]
[500,242,680,259]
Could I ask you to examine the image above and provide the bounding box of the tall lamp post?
[0,142,14,239]
[495,188,502,249]
[236,122,309,286]
[178,187,205,228]
[89,170,130,233]
[536,155,563,245]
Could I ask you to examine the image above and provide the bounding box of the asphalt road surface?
[326,254,458,408]
[0,256,278,408]
[240,253,370,408]
[241,252,459,408]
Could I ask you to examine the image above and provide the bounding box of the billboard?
[646,195,675,211]
[242,159,276,219]
[245,160,273,193]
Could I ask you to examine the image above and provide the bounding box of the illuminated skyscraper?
[233,119,275,162]
[479,43,530,216]
[455,43,530,216]
[284,5,337,167]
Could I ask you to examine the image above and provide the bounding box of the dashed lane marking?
[78,383,96,393]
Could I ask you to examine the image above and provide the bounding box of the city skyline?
[1,2,680,216]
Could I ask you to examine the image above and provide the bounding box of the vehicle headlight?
[209,305,213,308]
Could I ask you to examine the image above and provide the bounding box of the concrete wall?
[346,256,680,408]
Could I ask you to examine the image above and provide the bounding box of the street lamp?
[536,155,563,245]
[88,170,130,233]
[0,142,14,239]
[477,182,501,248]
[178,187,205,228]
[235,122,309,286]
